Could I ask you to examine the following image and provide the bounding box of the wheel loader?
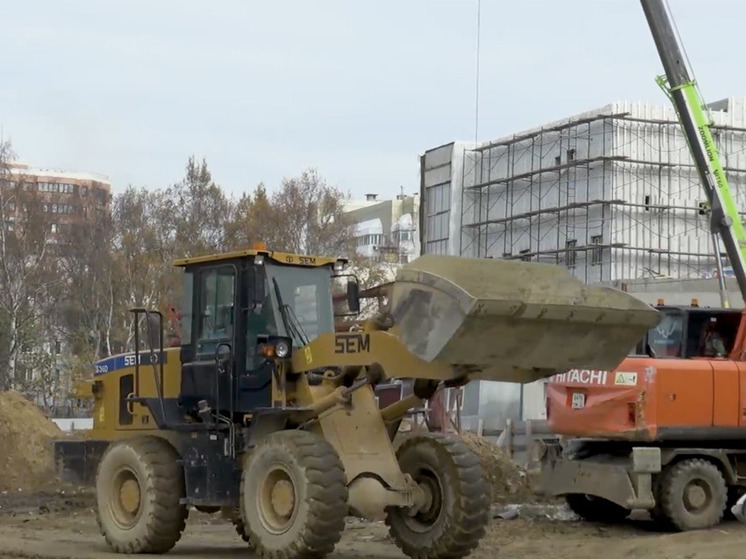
[53,247,659,558]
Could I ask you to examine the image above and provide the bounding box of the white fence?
[51,417,93,431]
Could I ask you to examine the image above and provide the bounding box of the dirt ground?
[0,405,741,559]
[1,489,746,559]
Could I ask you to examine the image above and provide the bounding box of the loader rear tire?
[240,430,348,559]
[95,436,188,554]
[385,433,489,559]
[565,494,630,523]
[658,458,727,531]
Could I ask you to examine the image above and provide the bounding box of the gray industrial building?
[419,97,746,429]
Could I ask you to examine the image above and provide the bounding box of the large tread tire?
[240,430,348,559]
[658,458,727,531]
[565,494,630,523]
[95,436,188,554]
[385,433,490,559]
[232,516,254,546]
[723,486,744,522]
[221,506,254,546]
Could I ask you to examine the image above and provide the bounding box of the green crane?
[641,0,745,307]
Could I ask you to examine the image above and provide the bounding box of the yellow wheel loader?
[53,247,660,559]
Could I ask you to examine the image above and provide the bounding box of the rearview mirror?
[347,280,360,314]
[146,312,162,351]
[215,343,232,374]
[248,266,266,309]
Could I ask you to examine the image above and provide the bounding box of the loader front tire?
[240,430,348,559]
[232,516,254,546]
[658,458,727,531]
[95,436,188,554]
[385,433,489,559]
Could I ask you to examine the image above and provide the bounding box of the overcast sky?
[1,0,745,200]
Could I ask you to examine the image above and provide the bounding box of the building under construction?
[420,97,746,284]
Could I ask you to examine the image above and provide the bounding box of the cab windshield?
[646,311,684,358]
[265,263,335,347]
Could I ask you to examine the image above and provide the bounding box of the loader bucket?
[389,255,661,384]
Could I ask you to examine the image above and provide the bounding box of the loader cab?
[633,304,741,360]
[172,248,354,421]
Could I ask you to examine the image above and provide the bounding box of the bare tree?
[224,183,274,249]
[0,151,362,393]
[163,156,233,258]
[226,168,355,257]
[109,186,179,351]
[0,139,59,389]
[272,168,354,256]
[55,205,116,359]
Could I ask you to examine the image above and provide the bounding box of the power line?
[474,0,481,144]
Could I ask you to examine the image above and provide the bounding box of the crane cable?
[663,0,711,120]
[474,0,481,144]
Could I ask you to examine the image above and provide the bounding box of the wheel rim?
[109,467,143,529]
[404,468,444,533]
[257,464,298,535]
[683,479,712,513]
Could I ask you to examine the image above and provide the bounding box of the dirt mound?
[459,433,532,504]
[0,390,62,492]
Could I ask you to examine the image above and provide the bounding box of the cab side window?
[687,311,738,358]
[197,266,236,354]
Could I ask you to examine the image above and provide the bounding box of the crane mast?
[641,0,746,304]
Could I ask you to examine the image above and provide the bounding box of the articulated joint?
[347,474,427,521]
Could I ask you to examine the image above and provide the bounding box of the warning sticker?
[614,371,638,386]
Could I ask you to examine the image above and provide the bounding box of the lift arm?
[641,0,746,303]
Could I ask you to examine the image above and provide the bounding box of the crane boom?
[641,0,746,303]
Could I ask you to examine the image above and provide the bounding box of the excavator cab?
[544,303,745,445]
[633,304,740,360]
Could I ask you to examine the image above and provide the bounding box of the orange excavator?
[538,0,746,532]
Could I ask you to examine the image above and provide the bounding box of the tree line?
[0,139,361,402]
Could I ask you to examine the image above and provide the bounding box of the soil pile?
[0,390,62,492]
[459,433,533,504]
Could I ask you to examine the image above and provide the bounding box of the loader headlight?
[259,335,293,359]
[275,339,290,358]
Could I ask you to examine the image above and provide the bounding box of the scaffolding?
[457,107,746,283]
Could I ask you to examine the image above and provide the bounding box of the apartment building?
[344,192,420,264]
[3,162,111,237]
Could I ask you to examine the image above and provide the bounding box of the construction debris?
[491,503,580,522]
[0,391,62,492]
[459,433,533,504]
